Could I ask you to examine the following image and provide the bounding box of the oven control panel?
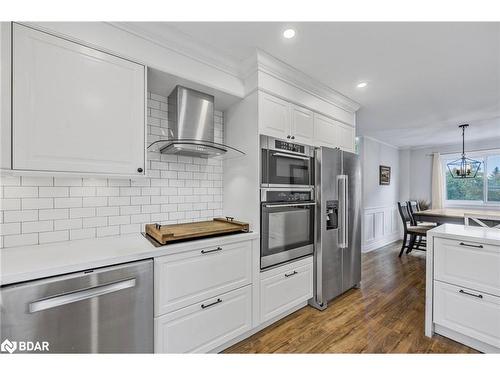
[263,190,313,203]
[275,140,305,154]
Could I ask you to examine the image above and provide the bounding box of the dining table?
[413,208,500,225]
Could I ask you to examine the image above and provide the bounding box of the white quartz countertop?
[428,223,500,246]
[0,231,259,286]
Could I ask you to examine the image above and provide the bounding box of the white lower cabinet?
[154,241,252,315]
[260,257,313,322]
[434,280,500,349]
[155,285,252,353]
[434,237,500,297]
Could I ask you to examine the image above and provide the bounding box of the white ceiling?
[136,22,500,148]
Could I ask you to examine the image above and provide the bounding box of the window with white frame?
[442,151,500,205]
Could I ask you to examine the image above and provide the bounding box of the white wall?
[360,136,401,252]
[399,137,500,206]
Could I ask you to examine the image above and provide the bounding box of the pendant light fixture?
[446,124,482,179]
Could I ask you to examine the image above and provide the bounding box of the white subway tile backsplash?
[39,209,69,220]
[54,177,83,187]
[96,206,120,217]
[39,230,69,244]
[4,210,38,223]
[55,197,82,209]
[82,217,107,228]
[0,223,21,235]
[22,220,53,233]
[4,186,38,198]
[1,176,21,186]
[39,187,69,198]
[70,228,95,240]
[22,198,53,210]
[22,176,53,186]
[70,207,96,219]
[0,93,224,248]
[0,199,22,211]
[97,226,120,238]
[82,197,107,207]
[3,233,38,247]
[55,218,82,231]
[70,187,96,197]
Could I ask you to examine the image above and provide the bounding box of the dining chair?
[397,201,431,257]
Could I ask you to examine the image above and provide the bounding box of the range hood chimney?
[149,85,244,159]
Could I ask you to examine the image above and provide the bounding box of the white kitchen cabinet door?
[434,280,500,349]
[260,257,313,323]
[434,238,500,298]
[313,113,338,148]
[258,91,290,139]
[155,285,252,353]
[154,240,252,316]
[12,24,146,176]
[290,104,314,145]
[337,122,355,152]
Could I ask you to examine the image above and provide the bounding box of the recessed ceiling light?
[356,82,368,88]
[283,29,296,39]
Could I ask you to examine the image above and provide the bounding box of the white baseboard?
[362,233,401,252]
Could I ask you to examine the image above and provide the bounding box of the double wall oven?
[260,136,315,269]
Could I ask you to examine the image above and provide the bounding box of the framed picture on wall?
[379,165,391,185]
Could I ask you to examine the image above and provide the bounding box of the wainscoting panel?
[362,205,401,252]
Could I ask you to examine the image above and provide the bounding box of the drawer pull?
[459,289,483,299]
[285,270,298,278]
[201,298,222,309]
[201,247,222,254]
[459,242,483,249]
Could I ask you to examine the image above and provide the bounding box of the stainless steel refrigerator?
[309,146,361,310]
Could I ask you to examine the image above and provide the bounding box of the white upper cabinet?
[259,91,355,151]
[290,104,314,145]
[258,91,290,139]
[313,113,355,152]
[12,24,146,176]
[337,121,355,152]
[313,113,338,148]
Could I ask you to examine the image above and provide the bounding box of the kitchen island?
[425,224,500,353]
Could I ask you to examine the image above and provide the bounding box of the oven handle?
[271,152,311,161]
[264,202,316,208]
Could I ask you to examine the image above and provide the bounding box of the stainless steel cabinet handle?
[459,242,483,249]
[29,278,136,313]
[459,289,483,299]
[201,298,222,309]
[272,152,310,160]
[285,270,298,278]
[201,247,222,254]
[264,202,316,208]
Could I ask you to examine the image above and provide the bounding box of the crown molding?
[247,49,361,113]
[106,23,360,114]
[107,22,242,79]
[360,135,400,150]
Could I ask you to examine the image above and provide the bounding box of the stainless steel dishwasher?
[0,259,153,353]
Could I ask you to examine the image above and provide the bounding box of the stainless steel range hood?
[148,85,244,159]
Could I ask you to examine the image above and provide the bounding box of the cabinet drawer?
[260,257,313,323]
[434,237,500,297]
[433,280,500,349]
[155,285,252,353]
[155,240,252,315]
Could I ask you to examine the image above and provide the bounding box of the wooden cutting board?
[145,217,250,245]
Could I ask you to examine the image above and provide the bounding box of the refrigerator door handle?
[337,174,348,249]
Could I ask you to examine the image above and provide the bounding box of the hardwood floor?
[225,242,478,353]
